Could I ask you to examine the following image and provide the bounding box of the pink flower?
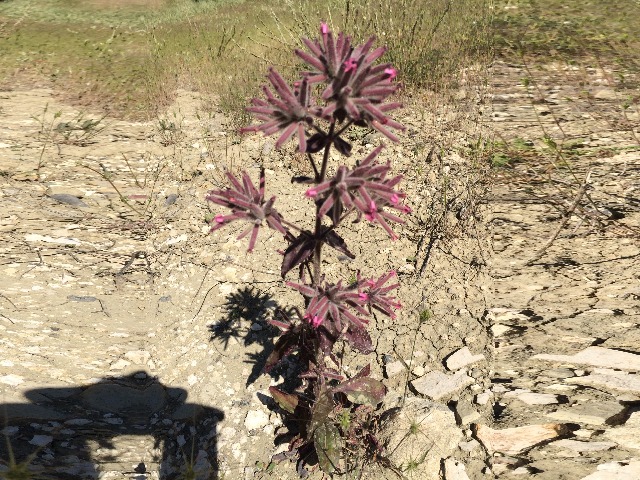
[390,193,399,204]
[384,67,397,80]
[344,58,358,73]
[321,22,329,34]
[214,214,225,224]
[305,188,318,198]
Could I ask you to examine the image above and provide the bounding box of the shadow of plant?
[208,286,282,386]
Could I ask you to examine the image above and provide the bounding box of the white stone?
[511,392,560,405]
[123,350,151,365]
[0,374,24,386]
[411,369,474,400]
[580,460,640,479]
[475,391,492,405]
[532,347,640,372]
[446,347,485,371]
[474,423,568,455]
[567,373,640,395]
[244,410,270,431]
[443,459,471,480]
[603,412,640,450]
[459,439,480,452]
[109,359,130,370]
[490,324,513,337]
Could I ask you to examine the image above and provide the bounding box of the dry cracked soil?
[0,59,638,480]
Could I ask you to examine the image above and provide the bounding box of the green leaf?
[333,377,386,406]
[269,386,298,414]
[314,422,342,474]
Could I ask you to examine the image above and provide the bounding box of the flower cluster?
[241,23,405,152]
[296,23,405,141]
[305,145,411,238]
[206,169,287,252]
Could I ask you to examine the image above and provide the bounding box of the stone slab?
[411,369,474,400]
[547,401,626,426]
[532,347,640,372]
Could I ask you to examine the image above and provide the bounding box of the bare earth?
[0,59,639,479]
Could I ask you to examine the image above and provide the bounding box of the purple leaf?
[323,230,355,259]
[333,136,352,156]
[281,232,316,278]
[308,389,335,439]
[344,326,373,354]
[305,132,328,153]
[269,386,299,414]
[332,377,386,406]
[314,422,342,474]
[264,326,301,373]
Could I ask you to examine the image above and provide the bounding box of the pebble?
[455,402,481,425]
[445,347,486,371]
[29,435,53,446]
[474,423,569,455]
[244,410,270,431]
[443,458,471,480]
[411,369,474,400]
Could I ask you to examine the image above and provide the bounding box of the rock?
[443,458,471,480]
[475,391,492,405]
[459,439,480,452]
[580,459,640,479]
[455,402,481,425]
[124,350,151,365]
[547,401,626,426]
[380,397,462,480]
[490,324,513,337]
[603,411,640,450]
[47,193,88,208]
[0,374,24,386]
[550,439,616,452]
[29,435,53,446]
[592,88,618,101]
[544,368,576,379]
[411,370,474,400]
[531,347,640,372]
[384,359,407,378]
[566,373,640,395]
[109,359,131,370]
[505,391,560,405]
[244,410,269,431]
[445,347,485,371]
[474,423,569,455]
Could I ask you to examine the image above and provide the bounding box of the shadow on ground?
[1,371,224,479]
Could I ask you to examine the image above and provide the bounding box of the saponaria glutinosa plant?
[207,23,409,476]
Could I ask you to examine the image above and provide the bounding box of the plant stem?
[312,122,336,286]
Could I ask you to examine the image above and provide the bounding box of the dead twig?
[522,169,592,266]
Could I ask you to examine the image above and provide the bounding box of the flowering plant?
[207,23,408,476]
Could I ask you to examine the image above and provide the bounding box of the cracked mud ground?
[0,59,639,479]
